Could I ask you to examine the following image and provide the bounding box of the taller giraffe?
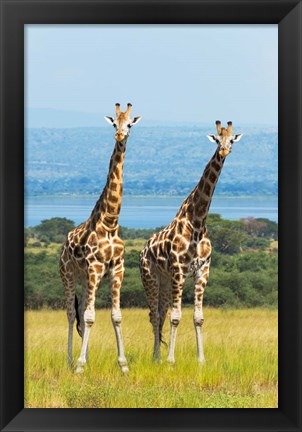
[140,121,242,364]
[60,103,141,374]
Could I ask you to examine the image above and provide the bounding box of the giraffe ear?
[129,116,142,126]
[207,134,217,143]
[232,133,243,143]
[104,116,115,125]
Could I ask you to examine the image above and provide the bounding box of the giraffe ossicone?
[139,121,243,364]
[59,103,141,374]
[104,102,141,142]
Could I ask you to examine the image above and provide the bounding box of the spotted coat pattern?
[59,104,138,374]
[140,122,240,363]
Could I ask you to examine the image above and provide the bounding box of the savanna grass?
[25,308,277,408]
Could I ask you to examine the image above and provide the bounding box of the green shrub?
[24,217,278,310]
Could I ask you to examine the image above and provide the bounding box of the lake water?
[25,195,278,228]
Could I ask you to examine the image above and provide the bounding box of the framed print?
[0,0,301,431]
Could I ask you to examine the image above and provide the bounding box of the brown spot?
[114,245,124,257]
[204,167,211,177]
[200,240,212,257]
[104,245,113,261]
[90,273,96,285]
[88,232,98,247]
[115,169,121,181]
[91,213,99,227]
[111,182,118,191]
[177,220,183,232]
[194,190,201,201]
[187,203,194,218]
[159,241,165,256]
[198,179,205,190]
[176,238,187,254]
[114,237,123,246]
[195,221,201,229]
[115,154,121,163]
[79,258,86,267]
[109,193,119,204]
[96,225,106,237]
[204,182,211,196]
[188,243,196,255]
[211,161,220,171]
[74,245,82,258]
[105,216,115,226]
[79,231,89,246]
[195,200,208,218]
[209,171,217,183]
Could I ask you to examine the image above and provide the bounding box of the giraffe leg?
[167,274,184,364]
[75,265,103,374]
[193,257,211,364]
[158,279,171,346]
[67,293,76,368]
[140,260,161,361]
[79,276,89,363]
[60,255,77,368]
[109,264,129,374]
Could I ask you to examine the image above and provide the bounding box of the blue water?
[25,195,278,228]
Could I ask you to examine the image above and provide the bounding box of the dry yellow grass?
[25,308,278,408]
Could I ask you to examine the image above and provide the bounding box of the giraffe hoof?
[121,365,129,374]
[167,357,175,364]
[75,364,85,374]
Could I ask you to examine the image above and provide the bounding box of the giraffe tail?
[159,330,168,347]
[74,295,82,337]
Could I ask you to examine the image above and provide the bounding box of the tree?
[241,217,278,240]
[207,216,247,254]
[32,217,75,243]
[241,217,267,237]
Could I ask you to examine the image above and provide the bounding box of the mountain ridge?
[25,125,278,197]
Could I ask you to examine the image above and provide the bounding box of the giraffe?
[140,121,242,364]
[59,103,141,374]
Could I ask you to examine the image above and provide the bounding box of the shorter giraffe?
[60,103,141,374]
[140,121,242,364]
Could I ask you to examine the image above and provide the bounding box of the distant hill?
[25,125,278,197]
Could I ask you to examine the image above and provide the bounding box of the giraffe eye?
[230,140,234,144]
[113,124,117,128]
[215,139,219,144]
[127,124,132,128]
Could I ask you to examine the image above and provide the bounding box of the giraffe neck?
[179,149,225,230]
[90,139,127,231]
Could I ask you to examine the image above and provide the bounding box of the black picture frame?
[1,0,301,430]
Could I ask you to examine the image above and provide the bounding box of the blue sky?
[25,25,277,125]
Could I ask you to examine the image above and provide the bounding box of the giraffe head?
[104,103,142,142]
[207,121,243,157]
